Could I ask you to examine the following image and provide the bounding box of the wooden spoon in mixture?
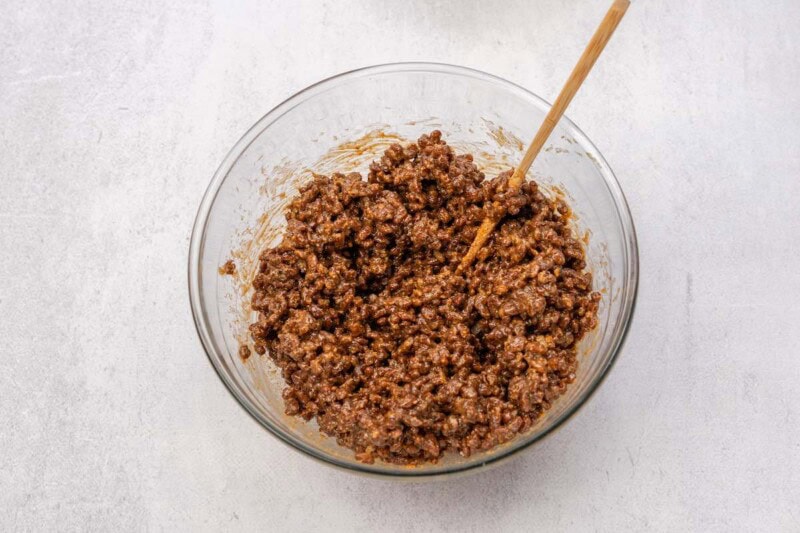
[458,0,630,272]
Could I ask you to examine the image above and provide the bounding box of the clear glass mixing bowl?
[188,62,638,478]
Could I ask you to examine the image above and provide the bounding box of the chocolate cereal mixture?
[218,259,237,276]
[247,131,600,464]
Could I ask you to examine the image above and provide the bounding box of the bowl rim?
[188,61,639,478]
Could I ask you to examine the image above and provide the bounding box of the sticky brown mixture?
[219,259,237,276]
[247,131,599,464]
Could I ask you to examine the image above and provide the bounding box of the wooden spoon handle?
[510,0,630,189]
[459,0,629,272]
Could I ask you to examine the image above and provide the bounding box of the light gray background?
[2,0,799,531]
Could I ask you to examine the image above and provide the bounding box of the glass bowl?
[188,62,638,478]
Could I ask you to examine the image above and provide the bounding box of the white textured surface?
[2,0,799,530]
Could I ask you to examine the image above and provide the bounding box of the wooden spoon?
[458,0,630,272]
